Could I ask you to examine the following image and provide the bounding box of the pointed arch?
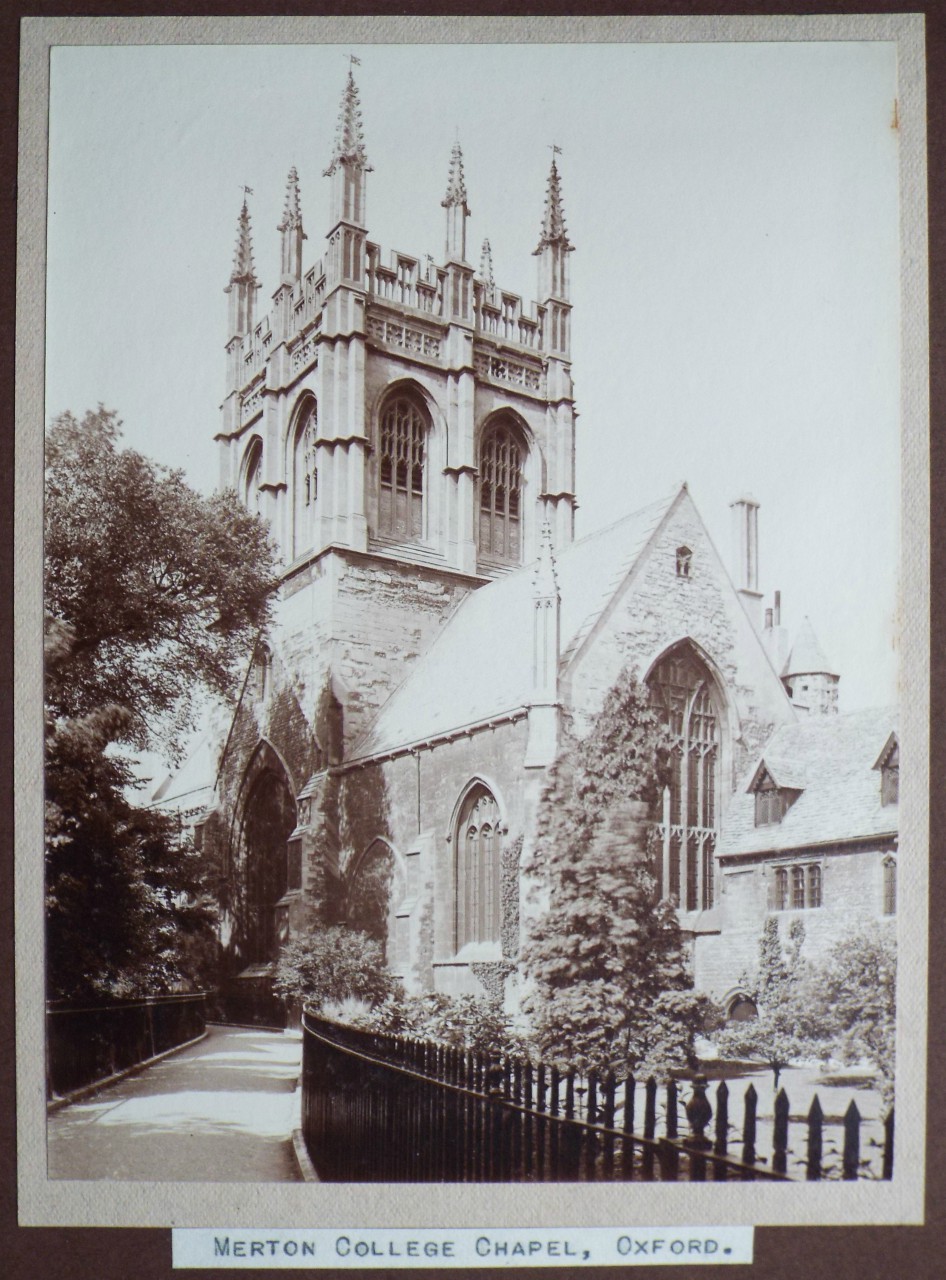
[232,740,298,964]
[450,779,505,951]
[240,436,263,514]
[345,838,407,964]
[646,640,729,912]
[372,382,435,542]
[289,394,318,559]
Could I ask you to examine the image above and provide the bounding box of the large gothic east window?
[649,649,721,912]
[378,395,427,540]
[455,785,502,949]
[478,421,524,565]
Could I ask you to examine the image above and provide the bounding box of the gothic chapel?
[165,71,897,1022]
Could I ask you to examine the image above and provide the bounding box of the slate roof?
[782,615,838,678]
[718,707,898,857]
[352,489,680,759]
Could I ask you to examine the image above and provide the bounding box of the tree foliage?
[44,407,279,999]
[357,992,532,1058]
[272,927,399,1010]
[45,407,279,754]
[715,917,810,1090]
[522,668,715,1077]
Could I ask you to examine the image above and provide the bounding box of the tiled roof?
[719,707,898,857]
[782,615,837,677]
[353,489,680,758]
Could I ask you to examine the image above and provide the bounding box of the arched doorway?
[239,769,297,963]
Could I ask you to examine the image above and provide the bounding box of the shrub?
[273,926,399,1010]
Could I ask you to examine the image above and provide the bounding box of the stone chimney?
[730,495,763,627]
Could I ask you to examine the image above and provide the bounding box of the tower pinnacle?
[478,238,495,291]
[442,140,469,209]
[278,166,304,231]
[534,155,573,254]
[278,166,306,283]
[323,70,372,177]
[230,197,259,286]
[532,520,560,600]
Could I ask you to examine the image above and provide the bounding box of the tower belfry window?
[650,650,720,911]
[292,404,318,559]
[378,396,427,540]
[478,421,524,565]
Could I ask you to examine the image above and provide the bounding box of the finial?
[442,139,469,209]
[534,149,573,254]
[478,238,495,289]
[533,520,559,597]
[278,166,305,233]
[324,66,372,176]
[230,195,258,285]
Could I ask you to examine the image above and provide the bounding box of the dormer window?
[676,546,692,578]
[873,733,899,807]
[750,763,801,827]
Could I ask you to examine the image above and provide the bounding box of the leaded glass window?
[292,404,318,558]
[378,396,427,540]
[478,422,523,565]
[650,650,720,910]
[455,786,502,949]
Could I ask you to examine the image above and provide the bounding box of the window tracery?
[292,404,318,557]
[478,421,524,564]
[455,785,502,949]
[649,650,720,911]
[378,395,427,540]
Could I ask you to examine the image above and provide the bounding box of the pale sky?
[45,39,902,711]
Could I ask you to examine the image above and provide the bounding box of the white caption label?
[172,1226,754,1268]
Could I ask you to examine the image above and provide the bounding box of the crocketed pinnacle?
[478,238,495,290]
[323,70,372,176]
[534,157,573,253]
[278,166,304,231]
[441,140,469,208]
[532,521,559,598]
[230,199,258,284]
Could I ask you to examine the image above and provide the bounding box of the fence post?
[660,1080,680,1181]
[584,1071,599,1180]
[773,1088,790,1177]
[601,1073,616,1179]
[487,1058,506,1181]
[621,1076,636,1181]
[741,1084,758,1179]
[883,1107,895,1181]
[713,1081,729,1182]
[535,1063,547,1181]
[564,1071,579,1179]
[549,1066,561,1179]
[523,1062,534,1181]
[642,1077,657,1181]
[842,1100,861,1181]
[684,1075,713,1182]
[806,1094,823,1182]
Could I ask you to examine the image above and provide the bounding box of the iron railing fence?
[46,991,210,1099]
[301,1012,894,1184]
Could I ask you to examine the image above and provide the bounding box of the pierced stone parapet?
[473,347,544,395]
[241,377,264,423]
[290,326,321,377]
[367,313,443,360]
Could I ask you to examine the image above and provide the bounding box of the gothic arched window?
[455,785,502,950]
[292,403,318,558]
[378,394,427,540]
[239,768,296,963]
[649,649,721,911]
[242,438,263,514]
[478,420,524,565]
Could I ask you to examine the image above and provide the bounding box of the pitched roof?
[719,707,898,857]
[782,615,837,678]
[353,490,679,758]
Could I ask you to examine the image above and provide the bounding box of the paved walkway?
[47,1024,303,1182]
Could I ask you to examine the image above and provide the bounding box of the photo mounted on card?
[16,13,928,1235]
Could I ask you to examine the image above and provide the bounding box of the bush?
[353,992,532,1058]
[273,927,399,1010]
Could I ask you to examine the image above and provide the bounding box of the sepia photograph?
[15,13,929,1233]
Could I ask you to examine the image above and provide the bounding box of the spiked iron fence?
[301,1012,894,1183]
[46,991,210,1099]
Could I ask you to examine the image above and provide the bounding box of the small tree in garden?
[715,917,811,1091]
[273,927,399,1010]
[522,668,714,1077]
[806,927,897,1105]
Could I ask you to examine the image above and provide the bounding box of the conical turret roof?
[230,198,258,285]
[534,156,573,253]
[324,70,372,176]
[278,166,304,231]
[442,140,469,208]
[782,616,838,678]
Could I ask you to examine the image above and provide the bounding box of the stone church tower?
[204,70,584,1009]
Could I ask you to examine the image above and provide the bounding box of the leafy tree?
[522,668,714,1077]
[44,407,279,999]
[805,928,897,1105]
[272,927,399,1010]
[715,917,811,1090]
[45,407,279,755]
